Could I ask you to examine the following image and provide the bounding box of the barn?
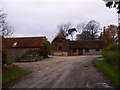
[51,34,104,56]
[2,36,47,58]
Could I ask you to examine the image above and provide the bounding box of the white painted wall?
[83,49,102,55]
[53,52,68,56]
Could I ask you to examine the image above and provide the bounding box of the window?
[58,39,62,42]
[85,48,89,52]
[58,46,62,50]
[96,49,100,51]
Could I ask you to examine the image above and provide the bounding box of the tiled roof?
[2,37,46,49]
[51,34,66,43]
[55,34,65,39]
[70,40,104,49]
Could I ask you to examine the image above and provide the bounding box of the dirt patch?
[13,56,81,73]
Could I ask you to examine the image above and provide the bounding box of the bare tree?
[77,23,86,33]
[68,28,77,40]
[76,31,92,40]
[57,22,72,37]
[86,20,101,40]
[0,10,13,38]
[76,20,101,40]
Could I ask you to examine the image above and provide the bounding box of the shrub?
[22,49,41,58]
[103,51,120,67]
[15,41,51,62]
[103,44,120,68]
[42,41,51,58]
[19,48,43,62]
[106,44,120,51]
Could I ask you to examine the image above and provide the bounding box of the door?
[79,49,83,55]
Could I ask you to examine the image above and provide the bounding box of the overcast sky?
[0,0,118,41]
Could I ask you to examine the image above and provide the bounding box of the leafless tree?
[77,20,101,40]
[68,28,77,40]
[57,22,72,37]
[76,31,92,40]
[0,10,13,38]
[77,23,86,33]
[86,20,101,40]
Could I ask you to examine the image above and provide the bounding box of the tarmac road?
[9,55,113,88]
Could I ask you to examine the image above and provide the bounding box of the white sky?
[0,0,118,41]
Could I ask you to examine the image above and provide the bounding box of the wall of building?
[52,36,103,56]
[70,49,79,56]
[53,52,68,56]
[83,48,102,55]
[52,39,70,55]
[69,48,102,56]
[10,48,29,58]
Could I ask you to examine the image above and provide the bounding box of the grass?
[2,67,30,84]
[93,59,119,88]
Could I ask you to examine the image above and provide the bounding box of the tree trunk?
[71,34,73,40]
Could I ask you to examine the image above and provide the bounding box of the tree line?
[57,20,118,46]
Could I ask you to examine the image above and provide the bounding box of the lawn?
[93,59,119,88]
[2,67,30,84]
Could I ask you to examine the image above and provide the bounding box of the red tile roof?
[55,34,65,39]
[2,37,46,49]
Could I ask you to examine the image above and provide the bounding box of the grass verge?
[93,59,119,88]
[2,67,30,84]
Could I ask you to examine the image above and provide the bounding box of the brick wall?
[52,39,70,56]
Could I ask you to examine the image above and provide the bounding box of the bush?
[22,49,42,58]
[103,51,120,67]
[14,41,51,62]
[103,44,120,68]
[106,44,120,51]
[42,41,51,58]
[19,48,43,62]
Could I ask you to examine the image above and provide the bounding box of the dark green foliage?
[106,44,120,51]
[103,44,120,68]
[18,41,51,62]
[20,48,43,62]
[42,41,51,58]
[103,51,120,67]
[22,48,42,58]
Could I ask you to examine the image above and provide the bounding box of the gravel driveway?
[8,55,114,88]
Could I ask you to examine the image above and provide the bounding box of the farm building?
[2,36,47,58]
[51,34,104,56]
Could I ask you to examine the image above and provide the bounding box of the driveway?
[9,55,113,88]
